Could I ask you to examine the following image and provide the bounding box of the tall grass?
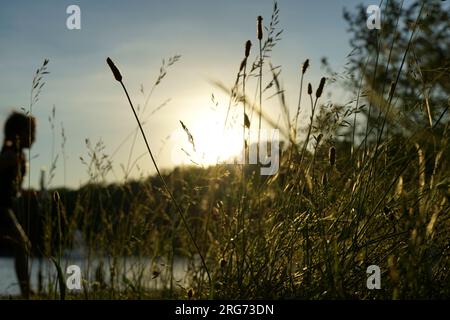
[14,1,450,300]
[106,57,212,289]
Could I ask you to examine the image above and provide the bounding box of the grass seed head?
[305,172,313,194]
[257,16,263,40]
[316,133,323,146]
[308,83,313,95]
[302,59,310,74]
[329,146,336,166]
[395,176,403,198]
[244,113,250,128]
[245,40,252,58]
[316,77,326,98]
[322,172,328,186]
[106,57,122,82]
[187,288,194,299]
[53,190,61,202]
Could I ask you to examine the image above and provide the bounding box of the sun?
[170,118,244,167]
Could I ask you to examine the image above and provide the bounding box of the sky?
[0,0,377,189]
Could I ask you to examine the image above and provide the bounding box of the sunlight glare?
[170,118,243,167]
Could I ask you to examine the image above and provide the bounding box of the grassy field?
[6,1,450,300]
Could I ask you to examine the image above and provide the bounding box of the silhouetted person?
[0,111,36,298]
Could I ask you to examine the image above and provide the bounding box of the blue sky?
[0,0,375,189]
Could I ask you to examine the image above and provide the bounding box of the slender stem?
[288,72,305,169]
[239,60,247,288]
[119,80,212,287]
[125,82,158,178]
[243,62,247,163]
[258,39,263,156]
[294,73,304,142]
[299,96,317,166]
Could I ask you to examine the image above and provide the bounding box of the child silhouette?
[0,111,35,298]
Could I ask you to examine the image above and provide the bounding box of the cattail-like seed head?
[244,113,250,128]
[245,40,252,58]
[53,190,61,203]
[257,16,263,40]
[316,77,326,98]
[302,59,310,74]
[305,172,313,194]
[316,133,323,147]
[329,146,336,166]
[308,83,313,95]
[106,57,122,82]
[395,176,403,198]
[322,172,328,186]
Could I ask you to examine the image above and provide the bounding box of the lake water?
[0,252,191,297]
